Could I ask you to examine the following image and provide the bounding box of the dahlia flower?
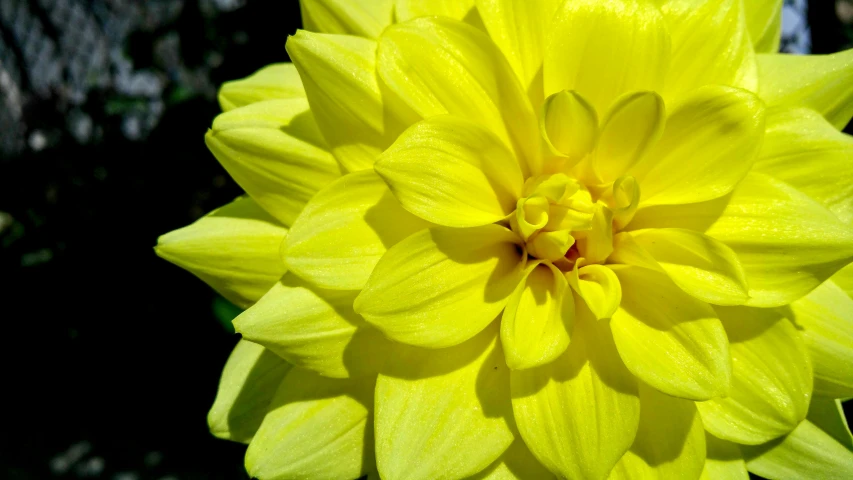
[156,0,853,478]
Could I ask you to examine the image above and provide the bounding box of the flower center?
[510,173,640,269]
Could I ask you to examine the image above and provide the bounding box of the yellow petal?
[575,203,614,264]
[375,115,524,227]
[631,173,853,307]
[540,90,599,168]
[568,264,622,321]
[377,17,539,175]
[469,440,556,480]
[300,0,393,38]
[544,0,670,117]
[245,368,375,480]
[623,193,731,233]
[218,63,305,111]
[660,0,756,99]
[754,107,853,224]
[233,273,387,379]
[375,324,514,480]
[833,263,853,298]
[286,31,405,172]
[208,340,292,443]
[501,263,572,370]
[611,266,731,400]
[757,49,853,130]
[611,176,641,230]
[511,308,640,480]
[205,99,342,226]
[155,197,288,308]
[394,0,475,22]
[546,201,595,233]
[697,306,812,445]
[627,228,749,305]
[700,434,749,480]
[609,383,706,480]
[743,0,782,53]
[634,85,765,207]
[790,280,853,398]
[283,170,429,290]
[355,225,524,348]
[742,420,853,479]
[710,173,853,306]
[609,231,660,270]
[523,173,580,203]
[526,229,574,262]
[807,397,853,452]
[476,0,562,102]
[515,196,551,241]
[593,91,665,184]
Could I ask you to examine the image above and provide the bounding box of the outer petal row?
[697,307,812,445]
[217,63,305,111]
[700,434,749,480]
[629,173,853,307]
[394,0,476,22]
[286,32,408,172]
[246,368,376,480]
[754,107,853,224]
[155,197,288,308]
[205,99,342,227]
[299,0,394,39]
[233,274,388,379]
[283,170,429,290]
[208,339,292,443]
[757,49,853,130]
[209,342,378,480]
[807,397,853,452]
[791,279,853,398]
[742,420,853,479]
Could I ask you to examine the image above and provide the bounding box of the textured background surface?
[0,1,850,479]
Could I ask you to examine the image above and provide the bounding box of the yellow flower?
[156,0,853,478]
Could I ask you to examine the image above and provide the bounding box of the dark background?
[1,1,302,478]
[0,1,851,479]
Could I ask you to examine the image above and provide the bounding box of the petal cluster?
[156,0,853,479]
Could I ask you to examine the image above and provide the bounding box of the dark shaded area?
[0,1,302,478]
[811,1,853,140]
[0,1,852,479]
[810,0,853,54]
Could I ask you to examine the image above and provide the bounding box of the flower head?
[157,0,853,478]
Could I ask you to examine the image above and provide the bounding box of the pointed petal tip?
[203,127,218,146]
[153,230,190,265]
[217,93,237,112]
[351,290,367,316]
